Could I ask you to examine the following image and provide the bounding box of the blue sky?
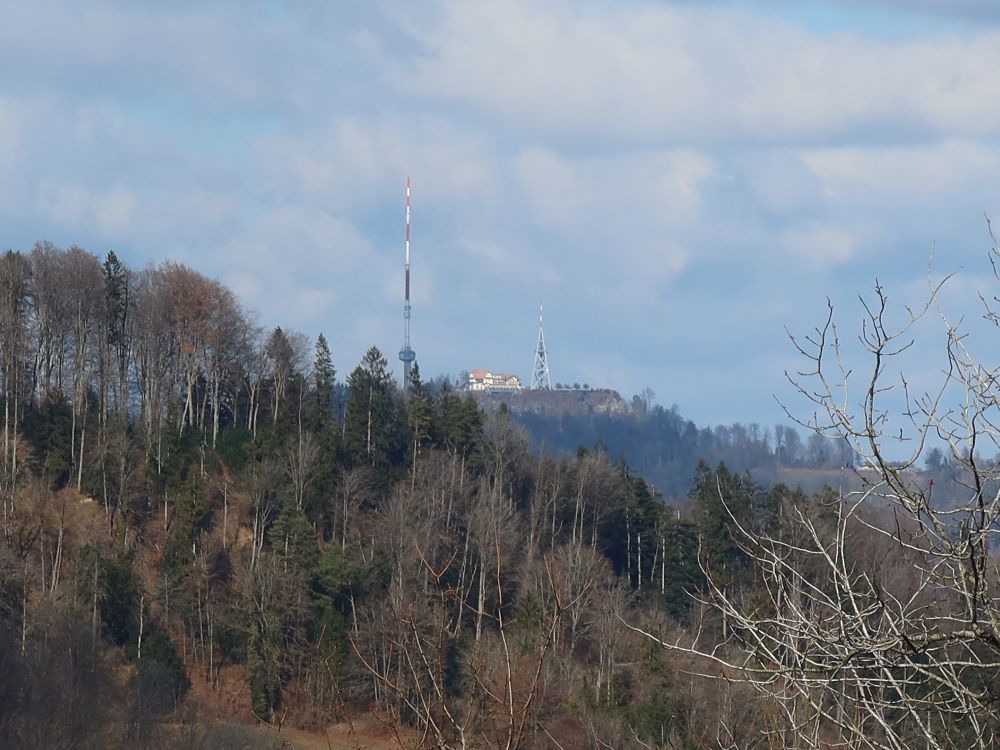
[2,0,1000,434]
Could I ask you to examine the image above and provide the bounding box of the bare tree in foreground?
[628,237,1000,750]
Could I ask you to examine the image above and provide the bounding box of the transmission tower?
[398,177,416,391]
[531,303,551,390]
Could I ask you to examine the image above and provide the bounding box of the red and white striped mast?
[399,177,416,391]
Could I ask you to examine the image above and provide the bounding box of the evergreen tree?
[343,347,406,484]
[103,250,129,410]
[307,333,338,530]
[406,363,432,473]
[21,391,73,486]
[268,505,319,574]
[312,333,335,428]
[432,379,458,447]
[437,389,484,463]
[692,460,755,591]
[606,471,663,584]
[248,615,281,723]
[661,517,700,621]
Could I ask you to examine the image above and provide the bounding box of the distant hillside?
[469,387,629,417]
[468,390,800,496]
[474,391,969,506]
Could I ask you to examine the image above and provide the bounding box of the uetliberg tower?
[399,178,416,391]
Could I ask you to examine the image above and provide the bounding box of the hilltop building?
[464,369,524,393]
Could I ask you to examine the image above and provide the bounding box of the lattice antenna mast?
[398,177,416,391]
[531,302,551,390]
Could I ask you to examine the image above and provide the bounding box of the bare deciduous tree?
[628,241,1000,749]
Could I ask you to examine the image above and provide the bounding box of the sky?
[2,0,1000,434]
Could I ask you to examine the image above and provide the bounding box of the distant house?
[465,369,523,393]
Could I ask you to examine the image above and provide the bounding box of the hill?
[469,387,629,417]
[469,388,838,496]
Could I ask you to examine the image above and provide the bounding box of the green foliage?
[436,391,485,463]
[215,620,248,663]
[516,403,795,497]
[692,460,755,591]
[605,471,663,581]
[407,363,433,448]
[161,470,213,578]
[248,625,281,722]
[268,506,319,574]
[90,549,188,710]
[511,590,547,648]
[103,250,128,362]
[174,470,213,536]
[21,391,74,486]
[343,347,407,485]
[215,424,253,472]
[661,518,700,621]
[308,545,364,667]
[313,333,336,428]
[627,646,693,748]
[756,481,802,536]
[311,544,360,613]
[155,422,207,495]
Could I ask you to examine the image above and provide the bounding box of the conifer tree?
[103,250,129,414]
[343,347,405,483]
[312,333,335,427]
[305,333,338,528]
[406,363,432,479]
[692,460,755,590]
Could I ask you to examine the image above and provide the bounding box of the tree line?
[516,402,855,496]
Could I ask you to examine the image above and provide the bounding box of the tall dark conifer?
[103,250,129,414]
[313,333,335,427]
[308,332,338,530]
[692,460,755,590]
[343,347,405,483]
[406,363,432,475]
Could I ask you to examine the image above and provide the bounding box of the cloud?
[778,222,859,269]
[2,0,1000,429]
[388,0,1000,146]
[214,205,381,329]
[36,182,138,237]
[808,0,1000,20]
[801,141,1000,201]
[250,115,501,218]
[0,2,318,110]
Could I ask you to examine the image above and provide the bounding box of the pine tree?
[305,333,338,528]
[343,347,406,483]
[406,363,432,478]
[313,333,335,426]
[692,460,755,590]
[662,517,700,621]
[103,250,129,413]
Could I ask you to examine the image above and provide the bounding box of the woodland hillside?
[0,242,987,749]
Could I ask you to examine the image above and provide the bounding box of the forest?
[1,241,998,750]
[511,401,855,497]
